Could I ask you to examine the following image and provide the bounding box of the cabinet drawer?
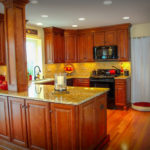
[73,78,89,87]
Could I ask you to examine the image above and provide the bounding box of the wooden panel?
[8,97,27,147]
[51,103,78,150]
[26,100,51,150]
[94,31,105,47]
[65,33,77,63]
[73,78,89,87]
[0,14,6,65]
[105,30,117,46]
[117,29,130,61]
[4,1,28,92]
[0,96,10,141]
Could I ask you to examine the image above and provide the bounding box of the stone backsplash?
[0,65,7,80]
[44,62,131,77]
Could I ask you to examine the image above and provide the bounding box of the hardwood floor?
[103,109,150,150]
[0,109,150,150]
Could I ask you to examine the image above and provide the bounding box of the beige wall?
[131,23,150,38]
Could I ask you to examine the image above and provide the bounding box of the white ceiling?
[0,0,150,29]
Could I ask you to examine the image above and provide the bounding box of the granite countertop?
[0,85,109,105]
[115,76,131,79]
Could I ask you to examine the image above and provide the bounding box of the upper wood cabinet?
[0,96,10,141]
[117,29,130,61]
[0,14,6,65]
[44,27,65,64]
[64,30,78,63]
[94,30,117,47]
[77,32,94,62]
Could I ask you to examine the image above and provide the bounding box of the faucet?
[34,66,41,80]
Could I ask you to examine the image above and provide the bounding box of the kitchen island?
[0,84,109,150]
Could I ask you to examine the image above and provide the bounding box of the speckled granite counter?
[0,85,109,105]
[115,76,131,79]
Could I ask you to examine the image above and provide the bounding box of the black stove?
[90,69,120,109]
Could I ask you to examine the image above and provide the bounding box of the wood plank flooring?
[0,109,150,150]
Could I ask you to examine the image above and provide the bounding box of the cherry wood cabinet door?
[105,30,117,46]
[51,103,78,150]
[0,14,6,65]
[65,34,77,63]
[0,96,10,141]
[115,79,127,106]
[77,33,94,62]
[44,33,54,64]
[73,78,90,87]
[94,32,105,47]
[117,29,130,61]
[8,97,27,147]
[26,100,51,150]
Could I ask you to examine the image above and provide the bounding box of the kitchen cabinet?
[79,94,107,150]
[51,103,78,150]
[0,14,6,65]
[77,32,94,62]
[64,30,78,63]
[94,30,117,47]
[26,100,51,150]
[8,97,27,147]
[0,96,10,141]
[73,78,90,87]
[115,78,131,109]
[117,29,130,61]
[44,27,65,64]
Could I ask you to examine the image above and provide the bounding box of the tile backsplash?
[0,66,7,80]
[44,62,131,77]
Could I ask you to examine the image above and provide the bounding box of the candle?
[57,76,64,85]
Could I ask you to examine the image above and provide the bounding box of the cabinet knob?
[49,110,53,113]
[100,104,104,110]
[22,105,25,108]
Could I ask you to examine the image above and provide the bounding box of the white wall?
[131,23,150,38]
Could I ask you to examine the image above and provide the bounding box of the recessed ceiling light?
[103,0,112,5]
[37,22,43,26]
[72,25,78,28]
[78,18,86,21]
[30,0,38,4]
[122,16,130,20]
[41,15,48,18]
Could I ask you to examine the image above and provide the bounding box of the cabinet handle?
[49,110,53,113]
[100,104,104,110]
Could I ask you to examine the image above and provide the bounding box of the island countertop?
[0,84,109,105]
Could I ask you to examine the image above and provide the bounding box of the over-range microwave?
[93,45,118,61]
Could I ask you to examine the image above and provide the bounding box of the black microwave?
[93,45,118,61]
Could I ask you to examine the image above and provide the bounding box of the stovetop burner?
[90,75,118,79]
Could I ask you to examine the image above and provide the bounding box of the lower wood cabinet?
[0,96,10,141]
[115,78,131,109]
[8,97,27,147]
[51,103,78,150]
[26,100,51,150]
[73,78,90,87]
[0,94,107,150]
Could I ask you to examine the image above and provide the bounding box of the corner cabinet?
[115,78,131,109]
[64,30,78,63]
[0,14,6,65]
[77,32,94,62]
[44,27,65,64]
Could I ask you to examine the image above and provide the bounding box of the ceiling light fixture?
[41,15,48,18]
[103,0,112,5]
[78,18,86,21]
[30,0,38,4]
[122,16,130,20]
[72,25,78,28]
[37,22,43,26]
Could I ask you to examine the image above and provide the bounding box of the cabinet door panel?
[65,35,77,63]
[0,15,6,65]
[105,30,117,46]
[94,32,105,47]
[26,100,51,150]
[51,103,77,150]
[0,96,10,140]
[117,29,130,61]
[8,97,27,147]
